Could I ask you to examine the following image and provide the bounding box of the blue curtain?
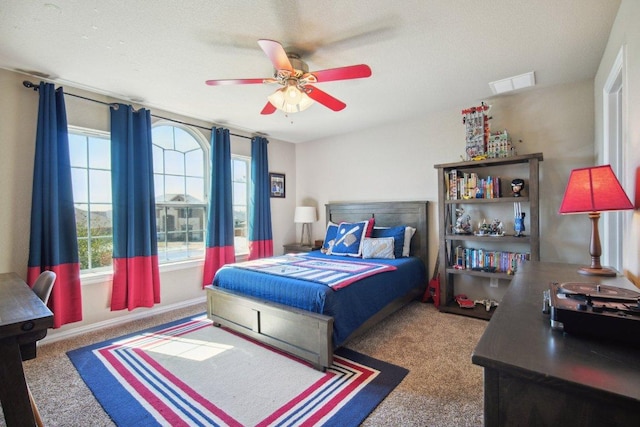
[203,127,235,287]
[27,82,82,328]
[248,136,273,260]
[110,104,160,310]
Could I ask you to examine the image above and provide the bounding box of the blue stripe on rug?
[67,314,408,427]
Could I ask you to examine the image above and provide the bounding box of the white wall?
[595,0,640,285]
[0,68,297,340]
[296,80,597,275]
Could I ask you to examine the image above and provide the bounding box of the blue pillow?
[330,221,368,257]
[372,226,406,258]
[322,222,339,250]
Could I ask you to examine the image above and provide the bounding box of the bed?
[206,201,428,370]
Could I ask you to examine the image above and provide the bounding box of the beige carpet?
[1,301,487,426]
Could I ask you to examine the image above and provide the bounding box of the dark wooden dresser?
[472,261,640,426]
[0,272,53,426]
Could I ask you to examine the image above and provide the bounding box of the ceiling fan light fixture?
[285,81,303,104]
[267,87,314,113]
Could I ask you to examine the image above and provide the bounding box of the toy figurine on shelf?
[475,218,504,236]
[453,208,472,234]
[511,178,525,197]
[489,218,504,236]
[474,299,500,312]
[514,202,526,237]
[476,219,491,236]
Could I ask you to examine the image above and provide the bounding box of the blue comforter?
[211,251,426,347]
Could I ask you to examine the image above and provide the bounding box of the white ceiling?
[0,0,621,143]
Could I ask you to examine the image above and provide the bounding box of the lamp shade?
[267,87,314,113]
[559,165,633,214]
[294,206,317,223]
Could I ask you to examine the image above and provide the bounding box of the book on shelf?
[446,170,502,200]
[452,246,529,273]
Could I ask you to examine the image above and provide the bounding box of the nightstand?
[283,243,321,253]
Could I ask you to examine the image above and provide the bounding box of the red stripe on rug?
[256,356,378,426]
[304,357,378,425]
[256,372,337,426]
[133,348,243,427]
[97,347,192,427]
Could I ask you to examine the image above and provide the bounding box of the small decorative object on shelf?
[474,299,499,312]
[453,208,472,234]
[476,220,491,236]
[476,218,504,236]
[511,178,525,197]
[514,202,526,236]
[455,294,475,308]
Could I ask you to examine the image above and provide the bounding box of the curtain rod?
[22,80,254,140]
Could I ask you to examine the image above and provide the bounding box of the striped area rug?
[67,314,408,426]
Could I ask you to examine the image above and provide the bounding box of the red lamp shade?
[559,165,633,214]
[558,165,633,277]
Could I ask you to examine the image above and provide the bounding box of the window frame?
[231,155,251,257]
[68,126,114,274]
[152,122,209,264]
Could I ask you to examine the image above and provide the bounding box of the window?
[69,123,247,271]
[232,156,250,255]
[69,128,113,271]
[152,124,207,263]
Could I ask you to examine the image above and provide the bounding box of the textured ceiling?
[0,0,621,143]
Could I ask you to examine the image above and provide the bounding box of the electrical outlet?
[490,278,499,288]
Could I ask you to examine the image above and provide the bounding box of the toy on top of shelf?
[487,130,517,158]
[462,102,491,161]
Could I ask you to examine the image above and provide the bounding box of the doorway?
[602,46,626,272]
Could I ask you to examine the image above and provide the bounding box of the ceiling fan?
[205,39,372,115]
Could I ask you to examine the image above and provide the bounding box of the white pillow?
[403,226,416,257]
[362,237,395,259]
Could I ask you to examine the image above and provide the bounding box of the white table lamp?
[294,206,317,246]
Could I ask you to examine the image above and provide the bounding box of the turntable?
[543,281,640,346]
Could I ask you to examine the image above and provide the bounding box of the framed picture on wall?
[269,172,285,198]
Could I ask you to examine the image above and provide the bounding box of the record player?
[543,281,640,346]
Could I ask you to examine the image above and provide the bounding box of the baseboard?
[40,296,206,345]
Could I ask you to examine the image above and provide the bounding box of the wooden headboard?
[325,201,429,269]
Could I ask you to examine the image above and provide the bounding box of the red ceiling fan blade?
[258,39,294,72]
[311,64,372,82]
[260,101,277,115]
[205,78,266,86]
[305,85,346,111]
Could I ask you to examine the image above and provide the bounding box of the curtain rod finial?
[23,80,39,91]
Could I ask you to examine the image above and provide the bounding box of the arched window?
[70,122,248,271]
[152,124,207,262]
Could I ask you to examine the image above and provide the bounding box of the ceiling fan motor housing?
[285,53,308,77]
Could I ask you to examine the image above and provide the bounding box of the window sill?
[80,258,206,285]
[79,255,248,285]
